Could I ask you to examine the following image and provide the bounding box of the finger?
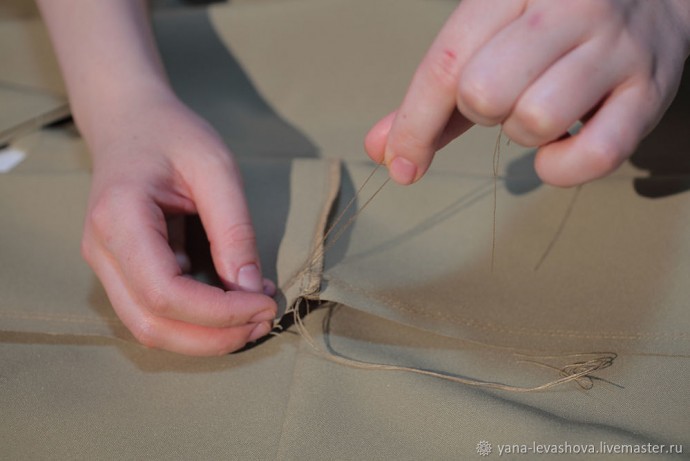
[186,153,266,293]
[364,111,395,164]
[502,37,633,146]
[92,191,276,327]
[437,109,475,149]
[534,81,663,186]
[263,278,277,297]
[166,214,190,273]
[89,251,272,356]
[457,3,592,126]
[366,110,472,164]
[383,0,526,184]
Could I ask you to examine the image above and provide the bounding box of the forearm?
[36,0,175,143]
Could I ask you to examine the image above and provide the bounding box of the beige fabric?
[1,1,689,458]
[0,147,331,337]
[320,162,690,355]
[0,18,65,94]
[0,87,68,145]
[0,17,68,145]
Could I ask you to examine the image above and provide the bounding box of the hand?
[81,93,277,356]
[366,0,690,187]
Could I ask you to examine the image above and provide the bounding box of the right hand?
[366,0,690,187]
[81,93,277,356]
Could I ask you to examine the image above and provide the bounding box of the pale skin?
[366,0,690,186]
[37,0,277,356]
[39,0,690,356]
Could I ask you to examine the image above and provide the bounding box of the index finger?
[95,191,276,328]
[384,0,525,183]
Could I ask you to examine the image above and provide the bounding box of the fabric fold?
[318,162,690,356]
[276,158,341,315]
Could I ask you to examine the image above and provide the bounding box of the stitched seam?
[327,278,690,341]
[302,158,341,296]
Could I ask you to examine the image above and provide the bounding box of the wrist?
[74,75,179,149]
[37,0,177,146]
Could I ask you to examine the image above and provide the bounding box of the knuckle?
[201,150,234,171]
[618,38,655,80]
[457,74,503,123]
[140,284,170,317]
[129,318,160,349]
[390,127,433,158]
[86,198,112,238]
[193,148,236,177]
[219,222,257,246]
[86,186,130,239]
[640,80,664,113]
[512,103,563,144]
[585,141,624,176]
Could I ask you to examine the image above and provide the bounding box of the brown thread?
[491,128,502,272]
[297,167,388,289]
[534,184,583,271]
[275,161,387,307]
[319,174,390,263]
[515,352,621,390]
[276,145,626,391]
[289,299,619,392]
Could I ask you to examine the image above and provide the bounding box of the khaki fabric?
[321,162,690,355]
[0,152,335,338]
[1,1,689,459]
[0,16,68,145]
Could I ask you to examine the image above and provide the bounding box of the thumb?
[365,111,396,164]
[189,154,266,293]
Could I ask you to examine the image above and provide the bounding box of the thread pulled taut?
[275,137,619,392]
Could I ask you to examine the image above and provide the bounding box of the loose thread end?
[282,298,619,393]
[270,154,619,394]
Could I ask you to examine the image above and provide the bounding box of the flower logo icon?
[476,440,492,456]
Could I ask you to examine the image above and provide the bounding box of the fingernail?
[250,309,276,323]
[263,279,277,297]
[238,264,263,293]
[389,156,417,185]
[248,321,272,342]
